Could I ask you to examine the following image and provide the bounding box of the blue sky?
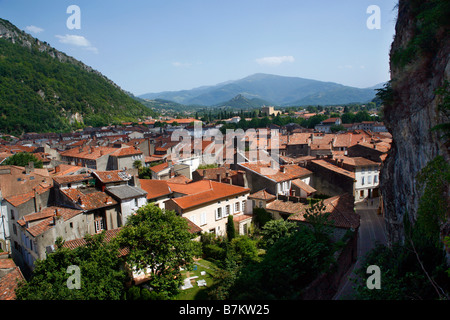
[0,0,398,95]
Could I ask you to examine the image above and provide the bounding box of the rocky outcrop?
[380,0,450,244]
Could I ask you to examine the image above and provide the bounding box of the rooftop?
[93,170,131,184]
[139,179,173,200]
[239,162,312,183]
[17,206,83,237]
[170,180,250,210]
[310,159,355,179]
[53,173,92,185]
[106,185,147,200]
[288,194,359,230]
[61,188,118,211]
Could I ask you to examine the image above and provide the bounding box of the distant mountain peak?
[139,73,378,107]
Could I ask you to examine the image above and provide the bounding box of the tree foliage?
[15,233,128,300]
[2,152,43,168]
[116,204,202,297]
[0,38,156,136]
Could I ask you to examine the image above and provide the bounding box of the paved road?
[333,198,387,300]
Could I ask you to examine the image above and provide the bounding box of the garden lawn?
[175,259,217,300]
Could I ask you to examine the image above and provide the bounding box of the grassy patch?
[174,259,217,300]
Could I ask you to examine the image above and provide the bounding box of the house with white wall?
[165,180,251,237]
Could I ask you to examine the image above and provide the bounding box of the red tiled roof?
[170,181,250,210]
[149,162,169,173]
[239,162,312,182]
[288,194,359,229]
[93,170,131,183]
[248,189,276,201]
[167,175,192,184]
[322,117,340,123]
[233,214,253,223]
[291,178,317,194]
[139,179,173,199]
[4,183,52,207]
[62,228,129,257]
[184,217,202,234]
[60,146,117,160]
[17,206,83,237]
[61,189,118,211]
[310,159,355,179]
[53,174,92,185]
[109,147,142,157]
[0,261,25,300]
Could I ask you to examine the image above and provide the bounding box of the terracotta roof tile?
[17,206,83,237]
[0,263,25,300]
[53,174,92,185]
[248,189,276,201]
[60,146,117,160]
[93,170,131,183]
[62,228,129,257]
[61,189,118,211]
[139,179,172,199]
[150,162,169,173]
[288,194,359,229]
[310,159,355,179]
[239,162,312,182]
[109,147,142,157]
[291,178,317,194]
[170,181,250,210]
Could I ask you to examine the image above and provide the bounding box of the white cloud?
[25,25,44,34]
[55,34,98,54]
[255,56,295,66]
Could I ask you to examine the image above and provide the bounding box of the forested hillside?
[0,19,156,136]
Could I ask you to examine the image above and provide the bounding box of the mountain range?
[140,73,383,107]
[0,18,156,136]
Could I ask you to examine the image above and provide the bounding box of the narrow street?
[333,198,387,300]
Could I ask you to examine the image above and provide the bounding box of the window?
[361,177,365,185]
[374,175,378,184]
[360,190,364,198]
[94,218,105,233]
[242,200,246,213]
[216,207,223,220]
[225,205,230,216]
[234,202,240,213]
[134,198,138,208]
[201,212,207,226]
[368,175,372,184]
[10,209,14,220]
[259,201,263,208]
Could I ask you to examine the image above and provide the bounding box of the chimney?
[217,173,221,183]
[55,166,61,174]
[280,165,286,173]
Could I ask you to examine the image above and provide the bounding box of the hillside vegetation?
[0,19,156,136]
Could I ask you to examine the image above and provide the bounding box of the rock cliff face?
[380,0,450,244]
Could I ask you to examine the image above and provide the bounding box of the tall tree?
[3,152,43,168]
[116,204,202,297]
[15,233,127,300]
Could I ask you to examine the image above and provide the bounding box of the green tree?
[3,152,43,168]
[259,219,298,249]
[231,226,335,299]
[253,207,272,228]
[15,233,127,300]
[226,215,236,241]
[133,160,142,170]
[116,204,202,298]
